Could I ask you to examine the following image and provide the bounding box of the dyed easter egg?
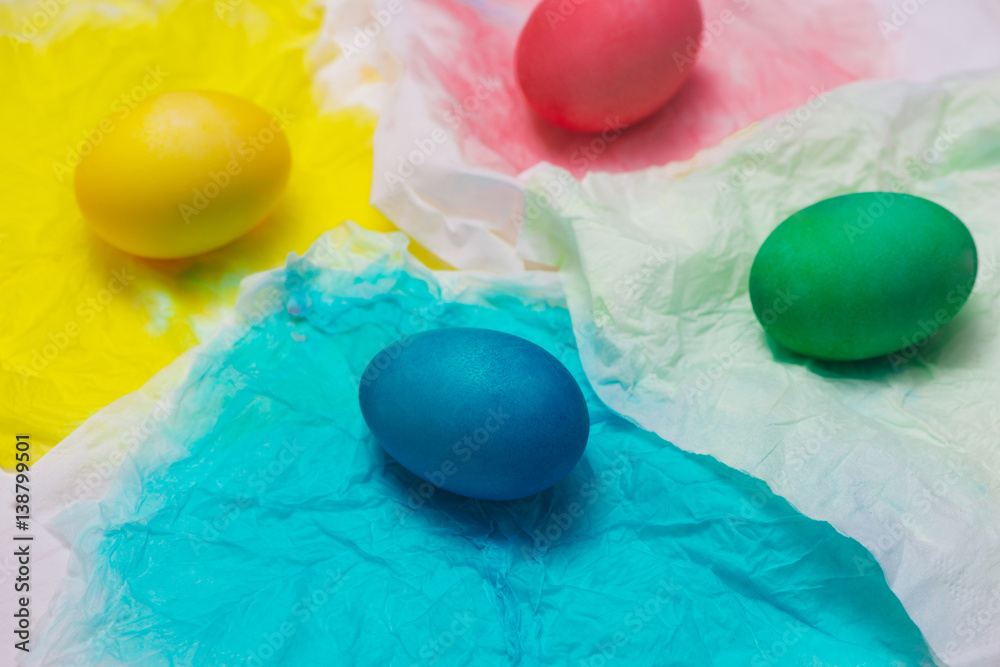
[515,0,703,133]
[359,328,590,501]
[75,90,291,259]
[749,192,977,361]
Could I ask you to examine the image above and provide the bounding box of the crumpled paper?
[518,70,1000,667]
[15,225,931,666]
[0,0,444,467]
[367,0,1000,273]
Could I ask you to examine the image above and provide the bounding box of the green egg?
[749,192,977,361]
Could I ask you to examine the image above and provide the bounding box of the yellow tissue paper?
[0,0,444,467]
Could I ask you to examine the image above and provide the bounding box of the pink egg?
[515,0,704,133]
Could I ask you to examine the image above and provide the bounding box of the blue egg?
[359,328,590,500]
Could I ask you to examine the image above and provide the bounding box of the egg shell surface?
[74,90,291,259]
[359,328,590,501]
[749,192,977,361]
[515,0,703,133]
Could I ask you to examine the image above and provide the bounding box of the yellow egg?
[75,90,292,259]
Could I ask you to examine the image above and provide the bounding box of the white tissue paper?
[518,71,1000,667]
[366,0,1000,273]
